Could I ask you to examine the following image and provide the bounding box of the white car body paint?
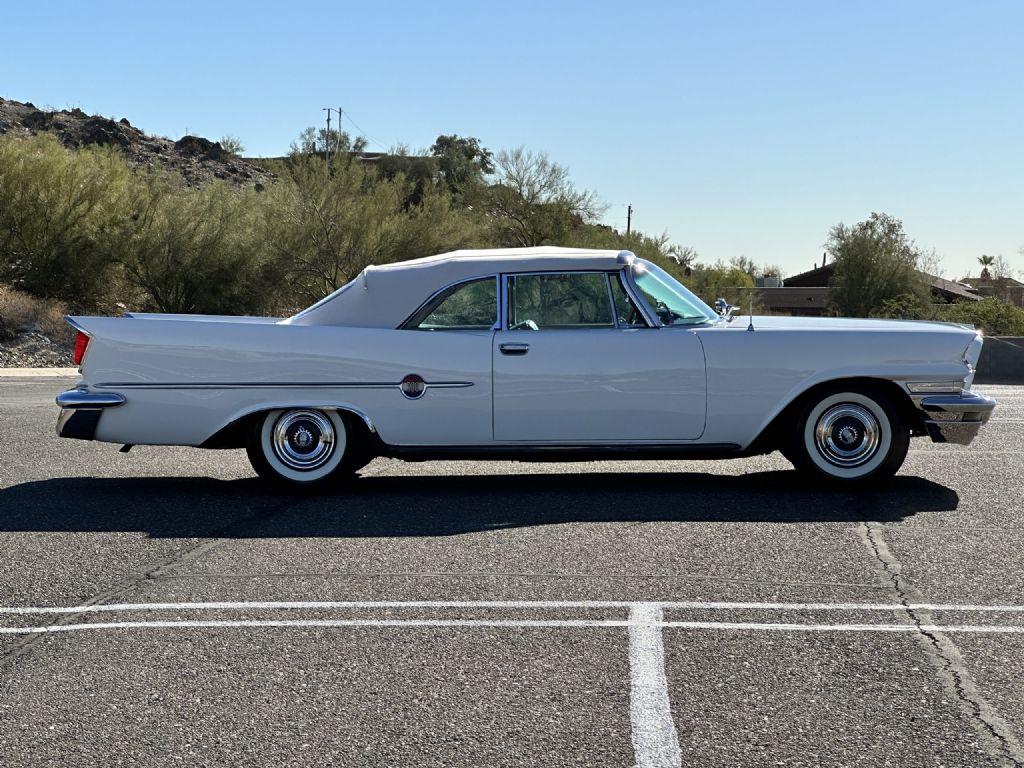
[58,247,988,456]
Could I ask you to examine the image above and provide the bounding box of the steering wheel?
[655,301,682,326]
[510,319,539,331]
[618,304,643,327]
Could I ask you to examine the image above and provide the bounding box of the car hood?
[718,315,976,334]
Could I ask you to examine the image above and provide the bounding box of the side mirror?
[714,298,737,320]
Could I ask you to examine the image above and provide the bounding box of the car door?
[377,276,498,445]
[492,271,706,442]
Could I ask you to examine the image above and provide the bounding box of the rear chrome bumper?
[918,392,996,445]
[55,388,125,440]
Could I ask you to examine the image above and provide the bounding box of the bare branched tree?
[485,147,605,247]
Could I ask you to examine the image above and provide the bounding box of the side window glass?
[410,278,496,330]
[508,273,615,330]
[610,274,647,327]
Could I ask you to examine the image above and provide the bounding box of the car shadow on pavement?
[0,470,958,538]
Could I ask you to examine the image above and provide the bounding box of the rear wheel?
[786,387,909,486]
[246,408,364,490]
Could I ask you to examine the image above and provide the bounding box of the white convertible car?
[56,246,996,488]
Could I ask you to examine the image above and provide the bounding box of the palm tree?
[978,254,995,281]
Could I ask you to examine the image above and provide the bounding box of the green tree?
[290,127,368,157]
[430,135,493,198]
[978,254,995,280]
[825,212,931,318]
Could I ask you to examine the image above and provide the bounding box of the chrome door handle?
[499,343,530,356]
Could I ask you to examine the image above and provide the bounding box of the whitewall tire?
[789,388,909,485]
[247,408,350,489]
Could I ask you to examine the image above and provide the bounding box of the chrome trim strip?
[906,381,964,394]
[93,381,474,391]
[339,406,377,435]
[56,389,126,409]
[499,272,509,331]
[919,393,996,417]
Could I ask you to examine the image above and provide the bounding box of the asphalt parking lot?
[1,377,1022,767]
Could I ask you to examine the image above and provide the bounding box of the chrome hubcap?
[814,404,881,467]
[271,410,335,471]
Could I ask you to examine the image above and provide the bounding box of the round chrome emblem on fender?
[400,374,427,400]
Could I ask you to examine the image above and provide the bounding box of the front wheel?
[246,408,360,490]
[787,388,909,486]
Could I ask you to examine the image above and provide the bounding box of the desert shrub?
[219,135,245,156]
[870,292,934,321]
[114,177,280,315]
[0,284,69,342]
[935,298,1024,336]
[0,134,135,309]
[683,263,760,312]
[263,155,483,308]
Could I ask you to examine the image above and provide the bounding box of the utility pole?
[322,107,332,176]
[342,105,350,158]
[626,204,633,236]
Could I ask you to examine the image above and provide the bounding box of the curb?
[0,367,79,378]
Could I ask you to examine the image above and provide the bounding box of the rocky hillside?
[0,97,273,187]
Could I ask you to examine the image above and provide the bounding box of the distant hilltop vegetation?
[0,97,272,188]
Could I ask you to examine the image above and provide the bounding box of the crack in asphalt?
[858,521,1024,767]
[0,458,399,668]
[0,497,300,668]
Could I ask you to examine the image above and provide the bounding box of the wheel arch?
[744,376,922,456]
[200,403,380,451]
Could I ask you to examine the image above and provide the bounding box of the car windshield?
[631,260,717,326]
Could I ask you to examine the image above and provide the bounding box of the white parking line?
[2,619,1023,635]
[629,604,682,768]
[4,599,1024,768]
[5,599,1024,615]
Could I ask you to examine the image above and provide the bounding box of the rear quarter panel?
[73,317,492,446]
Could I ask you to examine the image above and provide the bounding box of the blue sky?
[3,0,1021,278]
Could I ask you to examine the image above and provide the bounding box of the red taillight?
[73,331,90,366]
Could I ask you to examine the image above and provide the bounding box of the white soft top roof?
[286,246,632,328]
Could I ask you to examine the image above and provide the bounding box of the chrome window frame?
[614,269,658,328]
[625,261,718,329]
[397,275,501,331]
[499,270,656,331]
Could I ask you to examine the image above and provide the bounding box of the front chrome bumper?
[918,392,996,445]
[55,387,125,440]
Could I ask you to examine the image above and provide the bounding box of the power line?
[339,109,389,151]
